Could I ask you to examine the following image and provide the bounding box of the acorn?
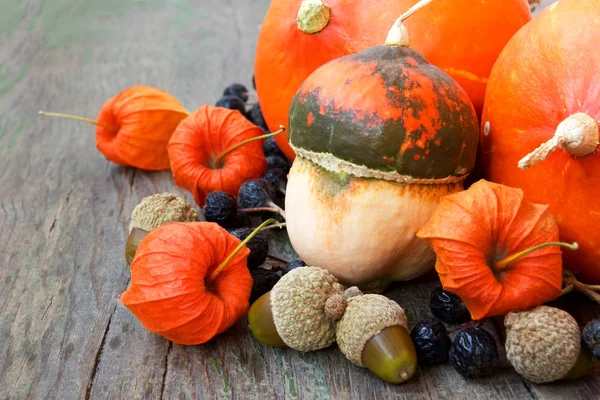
[336,293,417,384]
[504,306,581,383]
[248,266,344,351]
[125,193,199,265]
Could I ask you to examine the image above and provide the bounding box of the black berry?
[262,168,287,189]
[230,228,269,270]
[266,154,291,172]
[410,318,452,366]
[203,192,237,228]
[263,137,285,158]
[430,287,471,324]
[449,326,498,378]
[216,95,246,116]
[582,318,600,360]
[281,260,306,275]
[246,103,269,132]
[237,179,273,210]
[223,83,249,102]
[250,269,280,303]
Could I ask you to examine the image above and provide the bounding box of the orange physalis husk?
[167,105,267,206]
[41,85,189,170]
[417,179,575,320]
[120,221,252,345]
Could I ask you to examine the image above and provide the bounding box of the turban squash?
[254,0,531,160]
[481,0,600,283]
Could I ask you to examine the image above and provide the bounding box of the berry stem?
[493,242,578,271]
[563,271,600,304]
[262,222,286,231]
[448,319,483,334]
[214,126,285,168]
[267,254,291,264]
[208,218,283,283]
[38,111,118,131]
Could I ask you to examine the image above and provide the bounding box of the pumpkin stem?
[38,111,118,132]
[518,113,599,169]
[208,218,283,283]
[494,241,578,271]
[214,125,285,169]
[297,0,331,34]
[385,0,434,47]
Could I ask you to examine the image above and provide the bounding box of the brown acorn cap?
[129,193,199,233]
[505,306,581,383]
[270,266,344,352]
[336,294,408,366]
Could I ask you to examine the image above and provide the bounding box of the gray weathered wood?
[1,0,597,399]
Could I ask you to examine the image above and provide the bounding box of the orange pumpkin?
[481,0,600,283]
[417,180,576,320]
[254,0,531,160]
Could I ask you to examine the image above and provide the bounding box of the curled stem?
[39,111,118,131]
[214,126,285,169]
[385,0,434,47]
[494,242,578,271]
[563,271,600,303]
[208,218,283,282]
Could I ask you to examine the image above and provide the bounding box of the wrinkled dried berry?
[246,103,269,132]
[230,227,269,270]
[263,137,285,158]
[582,318,600,360]
[238,179,273,210]
[223,83,249,102]
[262,168,287,189]
[267,154,291,172]
[449,326,498,378]
[203,191,237,228]
[410,318,451,365]
[281,260,306,275]
[250,269,280,303]
[430,287,471,324]
[216,95,246,116]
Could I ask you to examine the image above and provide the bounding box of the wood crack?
[85,312,114,400]
[159,341,173,400]
[48,184,76,235]
[41,297,53,321]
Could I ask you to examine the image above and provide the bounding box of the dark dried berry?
[281,260,306,275]
[223,83,249,102]
[449,326,498,378]
[250,269,280,303]
[410,318,451,365]
[430,287,471,324]
[230,228,269,270]
[262,168,287,189]
[263,137,285,158]
[582,318,600,360]
[267,154,291,172]
[203,192,237,228]
[246,103,269,132]
[216,95,246,116]
[238,179,273,210]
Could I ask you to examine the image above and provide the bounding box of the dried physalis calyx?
[247,266,344,351]
[125,193,199,265]
[336,293,417,384]
[39,85,189,170]
[121,219,283,345]
[167,104,284,206]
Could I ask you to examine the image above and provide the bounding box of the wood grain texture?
[0,0,597,399]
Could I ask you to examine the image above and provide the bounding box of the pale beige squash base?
[285,157,464,287]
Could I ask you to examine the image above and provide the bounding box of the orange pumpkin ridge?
[481,0,600,283]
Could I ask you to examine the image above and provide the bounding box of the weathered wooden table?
[2,0,599,399]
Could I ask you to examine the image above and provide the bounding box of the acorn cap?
[505,306,581,383]
[129,193,199,233]
[270,266,344,351]
[336,294,408,366]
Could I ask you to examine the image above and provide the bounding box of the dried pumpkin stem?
[38,111,118,131]
[385,0,434,47]
[518,113,599,169]
[297,0,331,34]
[208,218,283,283]
[494,241,579,271]
[214,125,285,169]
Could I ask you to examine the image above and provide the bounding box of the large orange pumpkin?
[481,0,600,283]
[254,0,531,160]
